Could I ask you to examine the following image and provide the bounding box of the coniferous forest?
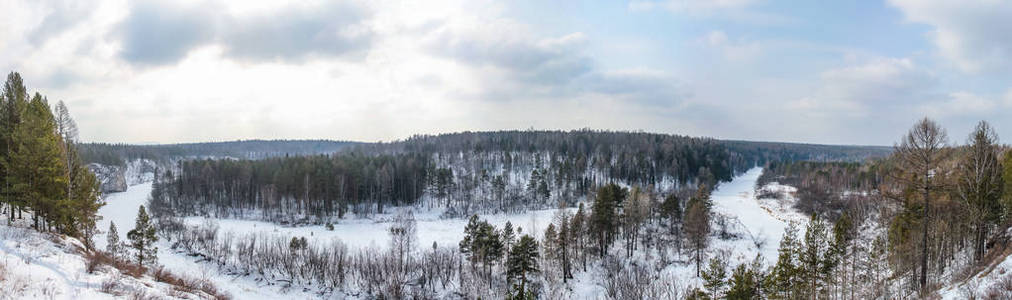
[0,72,102,242]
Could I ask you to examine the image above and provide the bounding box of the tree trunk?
[920,185,928,293]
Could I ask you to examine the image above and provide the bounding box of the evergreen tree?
[503,221,516,254]
[106,222,123,258]
[591,183,626,257]
[127,205,158,267]
[661,193,682,234]
[766,223,800,298]
[543,223,557,261]
[701,255,728,298]
[800,215,830,297]
[1,72,27,224]
[507,234,539,298]
[726,259,763,300]
[459,215,503,287]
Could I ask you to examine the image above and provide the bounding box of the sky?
[1,0,1010,146]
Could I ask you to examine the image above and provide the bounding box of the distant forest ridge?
[79,139,359,166]
[80,130,892,166]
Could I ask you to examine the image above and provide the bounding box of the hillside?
[0,215,228,299]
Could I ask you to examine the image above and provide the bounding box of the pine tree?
[127,205,158,267]
[661,193,682,234]
[766,223,800,298]
[460,214,482,265]
[12,93,67,231]
[107,222,123,258]
[701,255,728,298]
[507,234,539,298]
[0,72,27,224]
[591,183,626,257]
[800,215,829,297]
[503,221,516,254]
[726,259,763,300]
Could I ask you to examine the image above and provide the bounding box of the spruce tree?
[127,205,158,267]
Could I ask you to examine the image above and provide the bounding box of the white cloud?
[789,58,938,117]
[889,0,1012,73]
[700,30,762,61]
[630,0,756,15]
[2,0,689,143]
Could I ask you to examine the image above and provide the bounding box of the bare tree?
[892,117,949,293]
[957,120,1002,262]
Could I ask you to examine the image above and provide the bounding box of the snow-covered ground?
[181,207,570,251]
[938,228,1012,299]
[710,168,806,265]
[0,216,217,299]
[91,166,811,298]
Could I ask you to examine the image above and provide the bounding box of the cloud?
[629,0,756,15]
[700,30,762,61]
[577,69,688,106]
[118,1,217,65]
[116,0,373,65]
[789,58,939,120]
[425,20,685,106]
[27,0,94,45]
[629,0,793,25]
[219,2,373,62]
[888,0,1012,73]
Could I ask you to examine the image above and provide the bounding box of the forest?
[139,118,1012,299]
[147,130,889,223]
[79,139,356,166]
[0,72,103,244]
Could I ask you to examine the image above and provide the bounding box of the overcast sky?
[1,0,1010,145]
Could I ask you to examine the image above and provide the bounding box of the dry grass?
[152,266,231,300]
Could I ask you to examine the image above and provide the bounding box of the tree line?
[150,130,886,221]
[149,153,431,222]
[0,72,102,245]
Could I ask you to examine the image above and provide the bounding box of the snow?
[181,207,570,251]
[95,182,154,251]
[88,166,812,299]
[938,228,1012,299]
[709,168,806,266]
[0,216,213,299]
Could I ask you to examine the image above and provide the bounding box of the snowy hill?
[0,217,225,299]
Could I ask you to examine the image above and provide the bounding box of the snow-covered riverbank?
[92,167,806,298]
